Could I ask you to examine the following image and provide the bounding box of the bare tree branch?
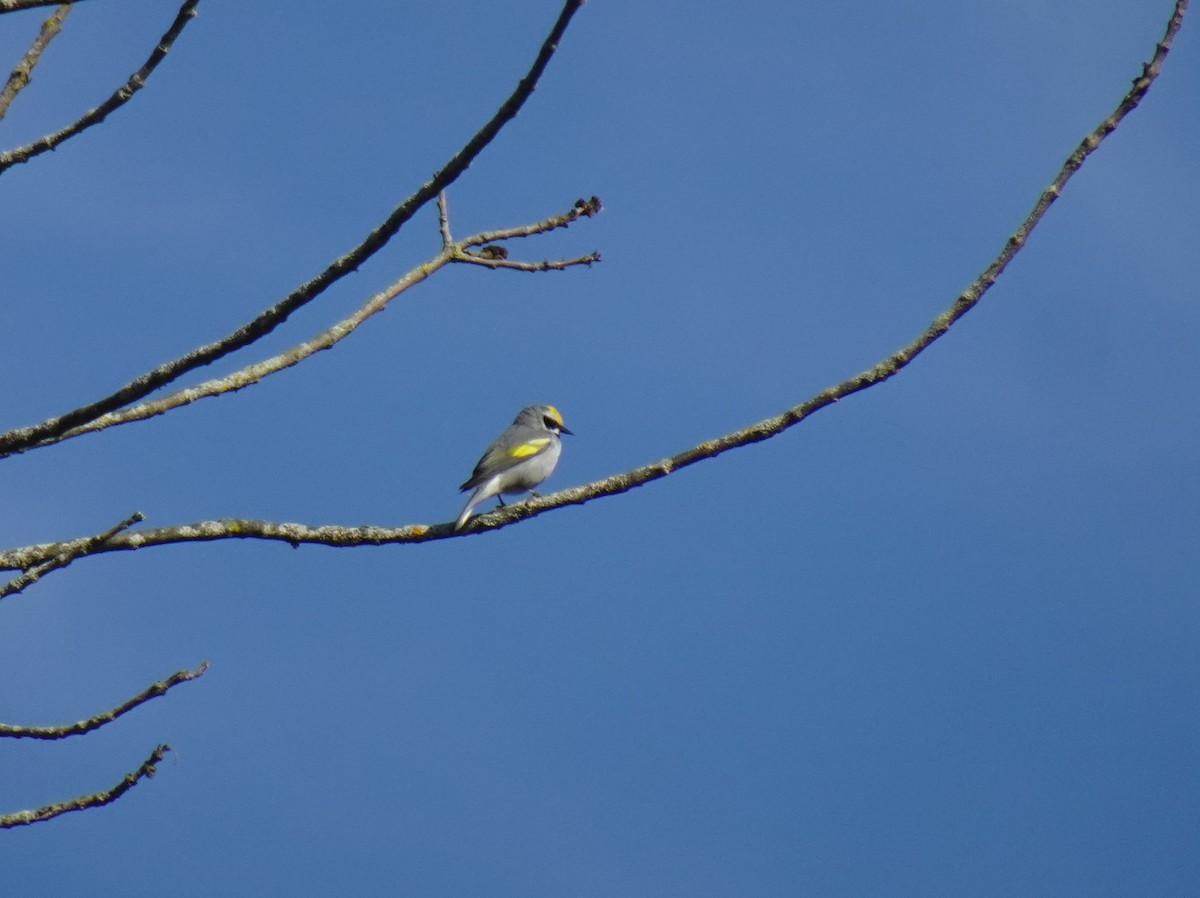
[0,3,70,121]
[0,512,142,599]
[0,0,200,173]
[0,744,170,829]
[439,190,604,271]
[0,0,587,460]
[15,196,599,449]
[0,663,208,740]
[0,0,88,12]
[0,0,1185,569]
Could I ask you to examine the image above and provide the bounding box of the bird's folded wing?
[461,437,552,490]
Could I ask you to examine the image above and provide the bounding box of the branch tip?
[0,661,209,740]
[0,744,172,829]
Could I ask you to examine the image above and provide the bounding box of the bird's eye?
[543,417,558,431]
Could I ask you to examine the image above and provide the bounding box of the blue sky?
[1,1,1198,894]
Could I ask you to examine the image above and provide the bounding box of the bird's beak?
[559,425,574,436]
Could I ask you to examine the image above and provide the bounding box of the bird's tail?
[454,489,482,530]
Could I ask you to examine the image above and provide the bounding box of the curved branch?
[0,0,201,173]
[20,196,600,450]
[0,0,1185,570]
[0,0,587,460]
[0,663,208,740]
[0,3,70,122]
[0,745,170,829]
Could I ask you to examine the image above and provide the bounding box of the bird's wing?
[459,436,553,491]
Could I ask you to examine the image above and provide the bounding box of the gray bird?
[454,405,573,530]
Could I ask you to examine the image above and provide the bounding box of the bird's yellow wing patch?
[508,438,551,458]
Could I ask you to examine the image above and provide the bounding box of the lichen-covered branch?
[0,0,87,12]
[0,512,142,598]
[0,663,208,739]
[0,0,587,460]
[0,3,70,122]
[0,0,201,173]
[0,0,1186,570]
[0,745,170,829]
[21,196,600,449]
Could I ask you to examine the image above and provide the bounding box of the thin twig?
[457,195,602,247]
[0,3,70,122]
[0,0,1186,567]
[21,197,600,448]
[0,745,171,829]
[0,0,87,12]
[0,0,587,460]
[0,0,201,173]
[437,190,453,246]
[453,253,601,272]
[0,512,142,599]
[0,663,208,740]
